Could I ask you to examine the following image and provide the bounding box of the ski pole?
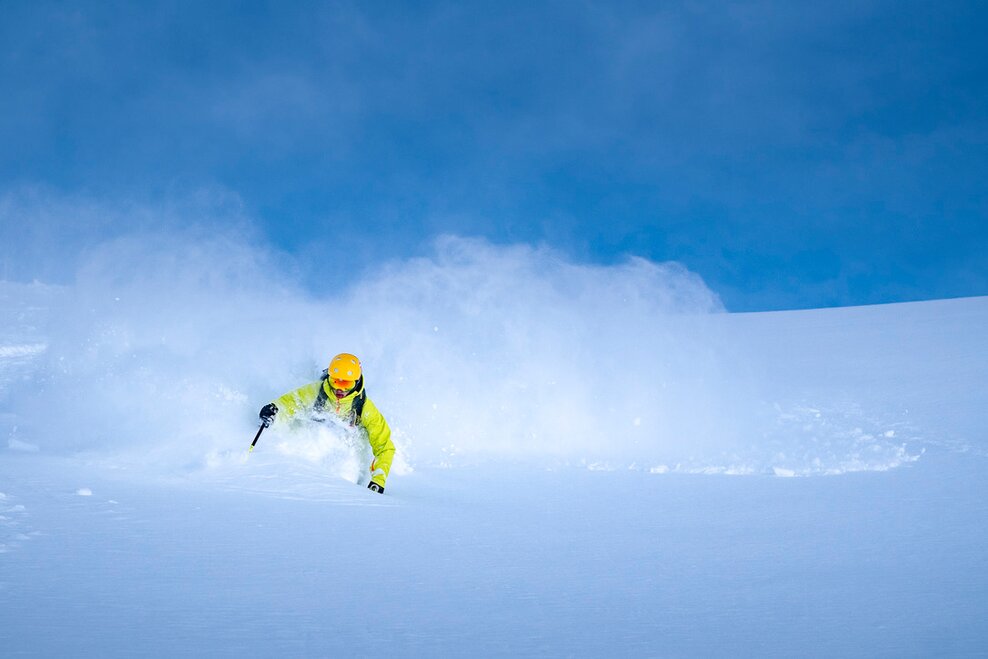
[247,423,265,456]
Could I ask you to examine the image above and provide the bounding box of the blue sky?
[2,0,986,311]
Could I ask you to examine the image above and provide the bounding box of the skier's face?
[331,377,355,398]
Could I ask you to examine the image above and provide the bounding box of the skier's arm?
[361,398,395,488]
[267,381,323,421]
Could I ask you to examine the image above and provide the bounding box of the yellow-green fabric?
[271,379,395,488]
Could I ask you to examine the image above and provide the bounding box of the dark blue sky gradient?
[2,1,987,310]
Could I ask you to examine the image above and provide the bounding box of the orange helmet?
[328,353,361,389]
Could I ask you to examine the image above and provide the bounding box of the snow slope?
[1,242,986,657]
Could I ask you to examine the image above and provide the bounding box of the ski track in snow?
[195,450,401,507]
[0,343,47,359]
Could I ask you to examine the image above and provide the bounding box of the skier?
[257,353,395,494]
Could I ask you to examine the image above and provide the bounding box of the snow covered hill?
[1,245,986,656]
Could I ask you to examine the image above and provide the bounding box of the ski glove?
[259,403,278,428]
[368,482,384,494]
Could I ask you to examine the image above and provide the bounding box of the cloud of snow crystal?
[2,204,926,477]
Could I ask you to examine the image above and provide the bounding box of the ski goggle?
[330,377,355,390]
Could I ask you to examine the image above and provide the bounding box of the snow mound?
[2,238,985,481]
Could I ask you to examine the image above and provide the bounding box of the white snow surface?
[0,240,987,657]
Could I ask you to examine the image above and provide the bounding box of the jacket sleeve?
[271,381,323,419]
[361,397,395,487]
